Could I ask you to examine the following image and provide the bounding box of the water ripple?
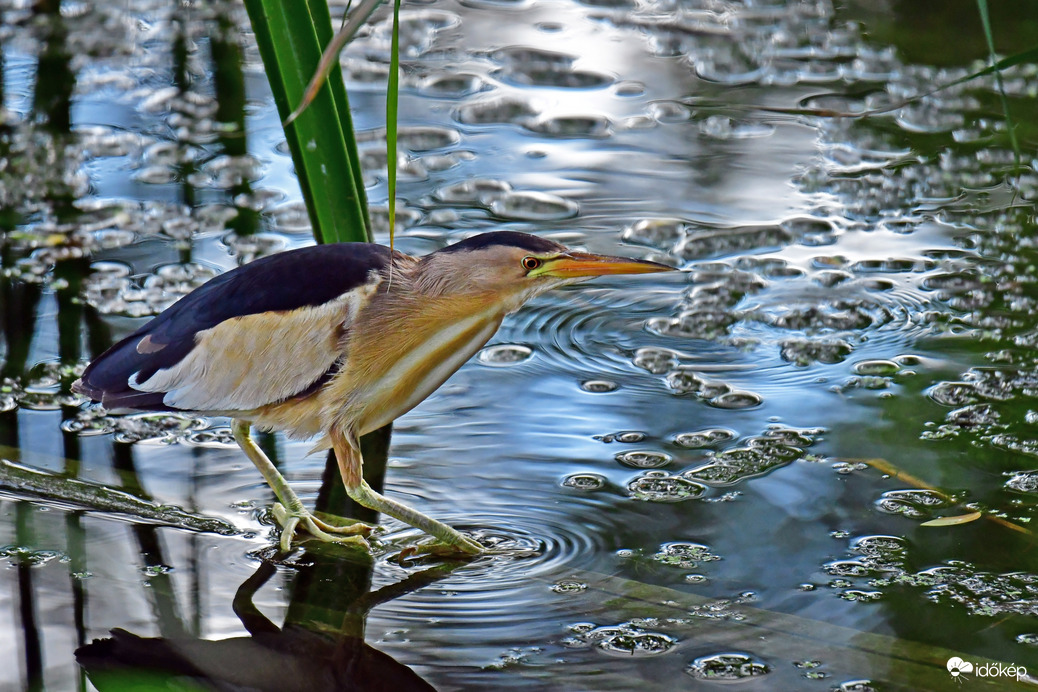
[502,288,678,383]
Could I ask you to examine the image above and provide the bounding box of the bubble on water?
[663,367,704,394]
[478,344,533,366]
[396,125,460,152]
[652,542,721,569]
[223,232,287,263]
[205,154,263,189]
[79,126,142,158]
[488,191,579,221]
[927,381,978,407]
[622,218,685,249]
[1005,471,1038,494]
[613,80,645,97]
[708,390,763,409]
[421,151,475,173]
[850,535,907,571]
[595,431,647,443]
[875,489,952,519]
[140,564,174,577]
[368,206,423,235]
[674,428,736,448]
[492,46,576,70]
[111,413,210,444]
[194,203,239,231]
[685,652,770,681]
[839,590,883,602]
[628,471,706,502]
[824,560,874,578]
[270,202,312,233]
[561,473,607,491]
[676,225,793,261]
[503,65,613,89]
[455,95,539,125]
[435,178,512,205]
[780,338,854,366]
[342,58,390,85]
[551,580,587,594]
[0,392,18,413]
[524,115,611,139]
[0,545,67,568]
[649,308,737,339]
[762,426,823,447]
[850,258,924,274]
[419,72,486,97]
[698,115,775,140]
[768,301,883,331]
[852,360,900,376]
[562,621,677,657]
[615,450,671,469]
[632,347,680,374]
[581,379,618,393]
[684,444,803,485]
[813,270,852,287]
[233,189,283,213]
[184,427,237,448]
[132,165,177,185]
[62,408,116,436]
[944,403,1000,430]
[837,375,893,393]
[648,101,691,123]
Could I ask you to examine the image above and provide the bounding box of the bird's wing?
[74,243,391,413]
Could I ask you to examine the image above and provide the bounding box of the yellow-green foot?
[271,503,374,552]
[395,535,485,562]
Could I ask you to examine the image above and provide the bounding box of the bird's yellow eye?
[521,256,541,271]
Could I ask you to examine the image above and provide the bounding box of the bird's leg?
[231,419,372,551]
[331,428,483,555]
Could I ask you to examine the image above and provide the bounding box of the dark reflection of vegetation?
[211,3,258,239]
[16,503,44,692]
[32,0,73,134]
[77,555,452,691]
[4,5,89,687]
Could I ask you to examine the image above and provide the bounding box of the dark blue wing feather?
[75,243,392,410]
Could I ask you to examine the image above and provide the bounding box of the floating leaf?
[921,511,983,527]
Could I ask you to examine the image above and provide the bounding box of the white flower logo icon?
[947,657,973,682]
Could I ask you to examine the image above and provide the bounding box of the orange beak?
[536,252,676,278]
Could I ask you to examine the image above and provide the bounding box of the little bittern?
[74,231,674,554]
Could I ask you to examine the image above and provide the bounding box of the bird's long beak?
[536,251,676,278]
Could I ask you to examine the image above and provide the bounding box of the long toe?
[310,512,376,536]
[396,535,484,561]
[271,503,373,551]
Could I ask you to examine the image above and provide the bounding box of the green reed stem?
[976,0,1022,172]
[244,0,371,243]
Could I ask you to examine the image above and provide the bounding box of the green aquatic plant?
[243,0,371,244]
[976,0,1023,171]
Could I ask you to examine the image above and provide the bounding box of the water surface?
[2,0,1037,689]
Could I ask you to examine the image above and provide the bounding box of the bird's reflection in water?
[76,551,462,691]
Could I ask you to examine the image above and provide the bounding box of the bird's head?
[413,231,675,310]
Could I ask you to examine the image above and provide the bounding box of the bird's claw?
[271,503,375,552]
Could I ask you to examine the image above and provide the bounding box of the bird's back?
[74,243,393,413]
